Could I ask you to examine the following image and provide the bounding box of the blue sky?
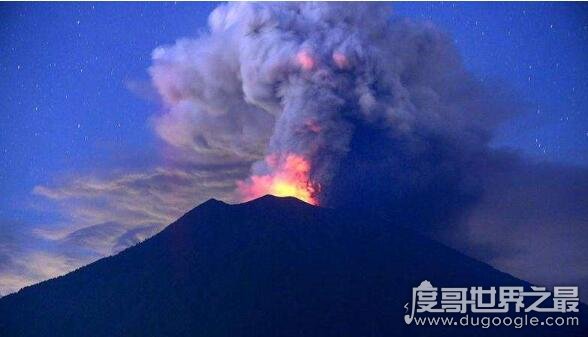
[396,2,588,163]
[1,3,215,220]
[0,2,587,296]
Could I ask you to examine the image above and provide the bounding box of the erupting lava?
[238,154,319,205]
[296,50,315,71]
[332,51,349,69]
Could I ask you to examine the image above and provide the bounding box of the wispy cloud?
[32,166,244,229]
[0,163,249,296]
[0,218,80,296]
[0,252,77,296]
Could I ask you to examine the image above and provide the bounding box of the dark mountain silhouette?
[0,195,585,336]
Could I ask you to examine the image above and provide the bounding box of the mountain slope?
[0,195,584,336]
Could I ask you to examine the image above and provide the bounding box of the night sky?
[1,2,587,297]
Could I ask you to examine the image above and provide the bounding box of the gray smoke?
[149,2,513,202]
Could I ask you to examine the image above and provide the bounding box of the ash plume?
[149,2,514,208]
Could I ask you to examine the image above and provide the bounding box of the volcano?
[0,195,584,336]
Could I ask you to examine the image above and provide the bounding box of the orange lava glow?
[238,154,319,205]
[332,51,349,69]
[296,50,315,71]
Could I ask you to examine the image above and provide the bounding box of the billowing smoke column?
[150,2,512,209]
[146,2,588,296]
